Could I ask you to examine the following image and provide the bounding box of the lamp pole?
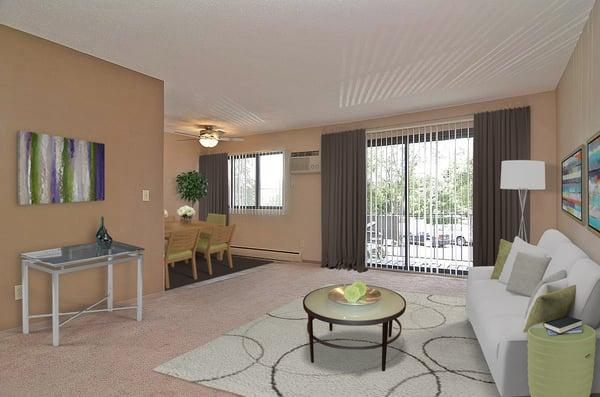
[518,189,528,242]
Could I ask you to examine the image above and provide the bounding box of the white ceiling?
[0,0,595,136]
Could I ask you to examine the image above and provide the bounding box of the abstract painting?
[561,146,583,221]
[18,131,105,205]
[589,132,600,234]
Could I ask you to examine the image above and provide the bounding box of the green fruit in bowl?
[352,281,367,297]
[343,285,361,303]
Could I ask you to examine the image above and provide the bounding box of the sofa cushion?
[567,258,600,328]
[468,280,529,322]
[543,242,588,277]
[506,252,551,296]
[491,239,512,279]
[499,237,549,284]
[524,285,576,331]
[537,229,571,256]
[525,277,568,318]
[530,270,568,302]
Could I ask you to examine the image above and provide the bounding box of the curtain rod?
[367,116,473,134]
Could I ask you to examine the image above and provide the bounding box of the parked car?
[408,232,450,247]
[444,223,473,246]
[431,214,473,246]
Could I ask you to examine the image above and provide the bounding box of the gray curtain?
[321,129,366,271]
[473,107,530,266]
[198,153,229,222]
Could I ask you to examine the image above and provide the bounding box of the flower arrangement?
[343,281,368,303]
[176,205,196,223]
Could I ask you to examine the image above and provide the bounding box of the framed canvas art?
[561,146,584,222]
[18,131,105,205]
[588,131,600,234]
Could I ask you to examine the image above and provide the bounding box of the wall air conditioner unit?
[290,150,320,174]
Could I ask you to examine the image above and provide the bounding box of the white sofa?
[466,229,600,397]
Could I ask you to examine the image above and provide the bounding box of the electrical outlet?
[142,189,150,202]
[14,285,23,301]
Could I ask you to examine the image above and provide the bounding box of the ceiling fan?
[175,125,244,148]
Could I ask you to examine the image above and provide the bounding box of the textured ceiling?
[0,0,594,136]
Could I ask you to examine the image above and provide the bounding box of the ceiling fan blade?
[177,138,199,141]
[219,137,244,142]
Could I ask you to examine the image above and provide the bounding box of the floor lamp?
[500,160,546,242]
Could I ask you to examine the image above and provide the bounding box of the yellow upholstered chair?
[197,224,235,275]
[164,228,200,289]
[206,213,227,225]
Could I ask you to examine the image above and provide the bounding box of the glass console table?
[21,242,144,346]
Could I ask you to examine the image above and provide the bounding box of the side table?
[528,323,595,397]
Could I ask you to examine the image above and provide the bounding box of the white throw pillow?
[499,237,549,284]
[524,278,569,319]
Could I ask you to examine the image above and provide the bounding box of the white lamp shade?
[198,135,219,148]
[500,160,545,190]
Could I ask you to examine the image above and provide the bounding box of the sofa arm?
[467,266,494,289]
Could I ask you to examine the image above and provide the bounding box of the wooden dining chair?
[164,228,200,289]
[196,224,236,275]
[205,213,227,259]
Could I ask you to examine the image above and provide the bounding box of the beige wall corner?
[0,25,164,331]
[556,1,600,262]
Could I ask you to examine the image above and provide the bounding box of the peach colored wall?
[202,91,557,262]
[556,1,600,262]
[163,133,202,217]
[0,25,164,331]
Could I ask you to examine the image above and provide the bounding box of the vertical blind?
[367,118,474,275]
[228,150,288,215]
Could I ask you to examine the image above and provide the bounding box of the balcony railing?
[366,214,472,277]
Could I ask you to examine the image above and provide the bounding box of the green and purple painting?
[589,132,600,233]
[18,131,105,205]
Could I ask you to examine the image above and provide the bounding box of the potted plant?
[175,171,208,221]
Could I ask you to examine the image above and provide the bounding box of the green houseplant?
[176,171,208,206]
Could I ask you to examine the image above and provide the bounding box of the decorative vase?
[181,215,192,224]
[96,216,113,248]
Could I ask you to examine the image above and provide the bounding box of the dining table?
[164,220,216,249]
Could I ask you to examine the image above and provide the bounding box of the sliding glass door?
[366,120,473,275]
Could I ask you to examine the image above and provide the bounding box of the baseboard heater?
[230,246,302,262]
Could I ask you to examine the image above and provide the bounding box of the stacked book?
[544,317,583,336]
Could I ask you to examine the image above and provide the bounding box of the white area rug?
[155,292,499,396]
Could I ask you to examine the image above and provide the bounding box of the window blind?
[228,150,288,215]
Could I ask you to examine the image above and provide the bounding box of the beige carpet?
[0,262,467,396]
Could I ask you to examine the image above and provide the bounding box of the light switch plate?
[15,285,22,301]
[142,190,150,202]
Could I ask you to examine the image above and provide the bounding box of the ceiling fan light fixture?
[199,134,219,148]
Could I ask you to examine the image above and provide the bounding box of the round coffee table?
[302,284,406,371]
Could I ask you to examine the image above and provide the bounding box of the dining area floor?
[167,254,272,289]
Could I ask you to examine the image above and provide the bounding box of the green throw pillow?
[491,239,512,279]
[523,285,576,331]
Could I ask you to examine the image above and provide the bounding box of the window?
[367,119,474,275]
[229,151,286,214]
